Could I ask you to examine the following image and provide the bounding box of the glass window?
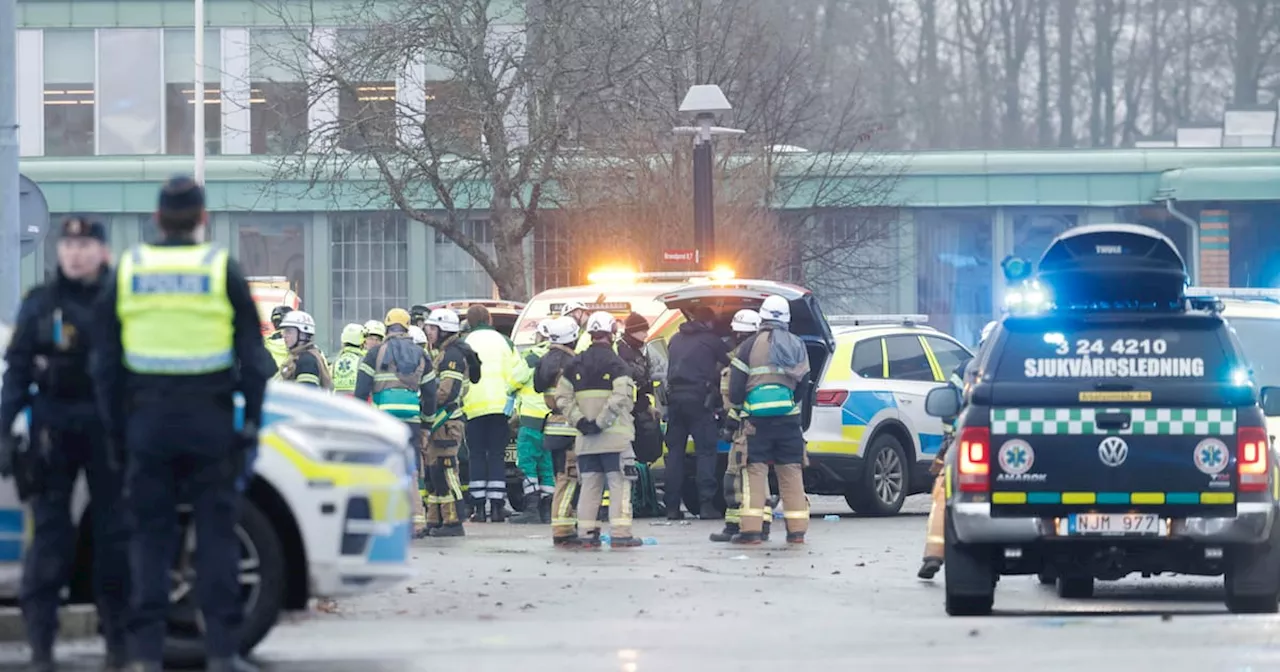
[97,29,163,155]
[916,209,993,346]
[164,29,222,155]
[434,219,496,299]
[1012,211,1076,267]
[851,338,884,379]
[884,335,933,381]
[331,212,408,350]
[235,213,307,307]
[249,29,309,154]
[423,79,481,155]
[335,30,398,152]
[925,336,970,380]
[43,30,94,156]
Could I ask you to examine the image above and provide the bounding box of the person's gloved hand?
[576,419,602,436]
[719,414,741,443]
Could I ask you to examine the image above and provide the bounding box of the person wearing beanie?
[91,176,272,672]
[617,312,661,467]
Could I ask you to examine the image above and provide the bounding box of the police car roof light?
[826,314,929,326]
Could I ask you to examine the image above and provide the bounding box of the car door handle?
[898,397,913,405]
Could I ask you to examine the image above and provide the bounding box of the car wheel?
[1056,575,1094,599]
[1037,566,1058,586]
[1225,513,1280,614]
[943,510,995,616]
[164,500,286,668]
[846,434,908,516]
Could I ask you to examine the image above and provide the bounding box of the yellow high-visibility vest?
[117,243,234,375]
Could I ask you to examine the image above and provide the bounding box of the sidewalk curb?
[0,606,98,643]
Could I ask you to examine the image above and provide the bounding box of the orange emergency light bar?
[585,267,736,284]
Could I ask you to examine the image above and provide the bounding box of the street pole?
[0,0,20,321]
[692,114,715,271]
[193,0,206,184]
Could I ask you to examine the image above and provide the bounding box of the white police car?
[804,315,972,515]
[0,323,416,666]
[1193,287,1280,439]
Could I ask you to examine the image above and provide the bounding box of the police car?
[1188,288,1280,443]
[0,323,415,666]
[928,224,1280,616]
[805,315,971,516]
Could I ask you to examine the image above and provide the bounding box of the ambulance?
[248,276,301,335]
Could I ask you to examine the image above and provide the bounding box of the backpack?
[632,410,663,464]
[629,463,665,518]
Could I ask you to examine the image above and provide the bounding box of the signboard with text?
[662,249,697,263]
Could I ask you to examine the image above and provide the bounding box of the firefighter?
[264,305,292,371]
[362,320,386,351]
[275,310,333,390]
[554,312,642,549]
[727,295,812,545]
[330,323,366,395]
[711,309,770,543]
[422,308,480,537]
[534,316,581,546]
[507,320,556,524]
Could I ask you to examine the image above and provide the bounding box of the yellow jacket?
[508,342,550,429]
[264,330,289,370]
[462,325,517,418]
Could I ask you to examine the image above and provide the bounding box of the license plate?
[504,447,517,463]
[1058,513,1169,536]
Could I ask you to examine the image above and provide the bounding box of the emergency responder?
[0,217,129,672]
[727,295,812,545]
[664,305,730,519]
[410,303,431,329]
[362,319,386,351]
[422,308,479,537]
[91,176,272,672]
[711,309,768,543]
[535,317,581,545]
[330,323,366,395]
[555,312,642,549]
[408,325,428,348]
[264,305,292,370]
[507,319,556,524]
[918,320,997,580]
[461,304,518,522]
[275,310,333,390]
[355,308,436,535]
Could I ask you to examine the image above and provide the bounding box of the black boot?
[469,498,488,523]
[489,499,506,523]
[429,523,465,537]
[572,530,603,550]
[761,520,772,542]
[786,531,806,544]
[206,656,261,672]
[699,501,722,520]
[610,535,643,548]
[730,531,763,545]
[553,533,579,548]
[666,507,685,521]
[710,522,739,542]
[538,496,551,523]
[917,556,943,580]
[508,494,541,524]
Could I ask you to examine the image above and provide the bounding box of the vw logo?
[1098,436,1129,467]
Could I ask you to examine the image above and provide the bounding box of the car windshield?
[1227,317,1280,387]
[512,291,672,346]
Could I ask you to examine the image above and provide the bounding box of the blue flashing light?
[1001,255,1033,283]
[1231,368,1252,387]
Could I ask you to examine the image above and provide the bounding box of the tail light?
[815,389,849,407]
[957,426,991,493]
[1238,426,1269,492]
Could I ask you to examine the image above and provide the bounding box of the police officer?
[275,310,333,390]
[726,295,812,545]
[534,317,582,546]
[92,177,272,672]
[711,309,769,543]
[555,312,642,549]
[422,309,478,537]
[330,323,366,395]
[664,305,730,519]
[0,217,129,672]
[264,305,292,371]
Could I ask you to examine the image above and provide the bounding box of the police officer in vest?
[421,308,478,537]
[330,323,366,395]
[726,295,812,545]
[92,177,272,672]
[0,217,129,672]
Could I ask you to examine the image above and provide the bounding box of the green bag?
[630,463,665,519]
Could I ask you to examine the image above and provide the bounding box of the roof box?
[1037,224,1188,308]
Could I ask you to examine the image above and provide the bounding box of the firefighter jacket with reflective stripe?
[509,341,550,429]
[354,334,437,423]
[277,342,333,390]
[330,345,364,394]
[555,343,635,455]
[116,243,234,375]
[728,327,810,418]
[432,334,470,425]
[534,344,577,438]
[461,325,516,418]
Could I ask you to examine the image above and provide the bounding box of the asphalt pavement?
[3,495,1280,671]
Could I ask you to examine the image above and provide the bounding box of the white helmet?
[759,295,791,323]
[545,316,580,345]
[731,309,762,333]
[425,308,461,333]
[340,322,365,347]
[585,311,617,335]
[408,325,428,345]
[560,300,587,317]
[536,318,555,340]
[279,310,316,335]
[363,320,387,339]
[980,320,998,344]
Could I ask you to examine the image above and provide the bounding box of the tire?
[846,434,909,516]
[1056,575,1094,599]
[163,500,287,668]
[1225,520,1280,614]
[943,508,995,616]
[1037,566,1058,586]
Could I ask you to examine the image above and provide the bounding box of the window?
[852,338,884,379]
[43,30,94,156]
[250,29,309,154]
[925,336,970,381]
[334,30,397,152]
[916,209,993,347]
[235,213,307,307]
[423,79,481,155]
[164,29,222,155]
[884,335,933,381]
[434,219,496,299]
[331,212,409,350]
[97,29,163,155]
[1011,211,1076,265]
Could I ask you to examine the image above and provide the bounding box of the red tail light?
[1238,426,1269,492]
[815,389,849,407]
[957,426,991,493]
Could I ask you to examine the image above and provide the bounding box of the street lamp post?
[674,85,743,271]
[194,0,206,184]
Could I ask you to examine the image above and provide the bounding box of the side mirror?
[1262,386,1280,417]
[925,385,962,418]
